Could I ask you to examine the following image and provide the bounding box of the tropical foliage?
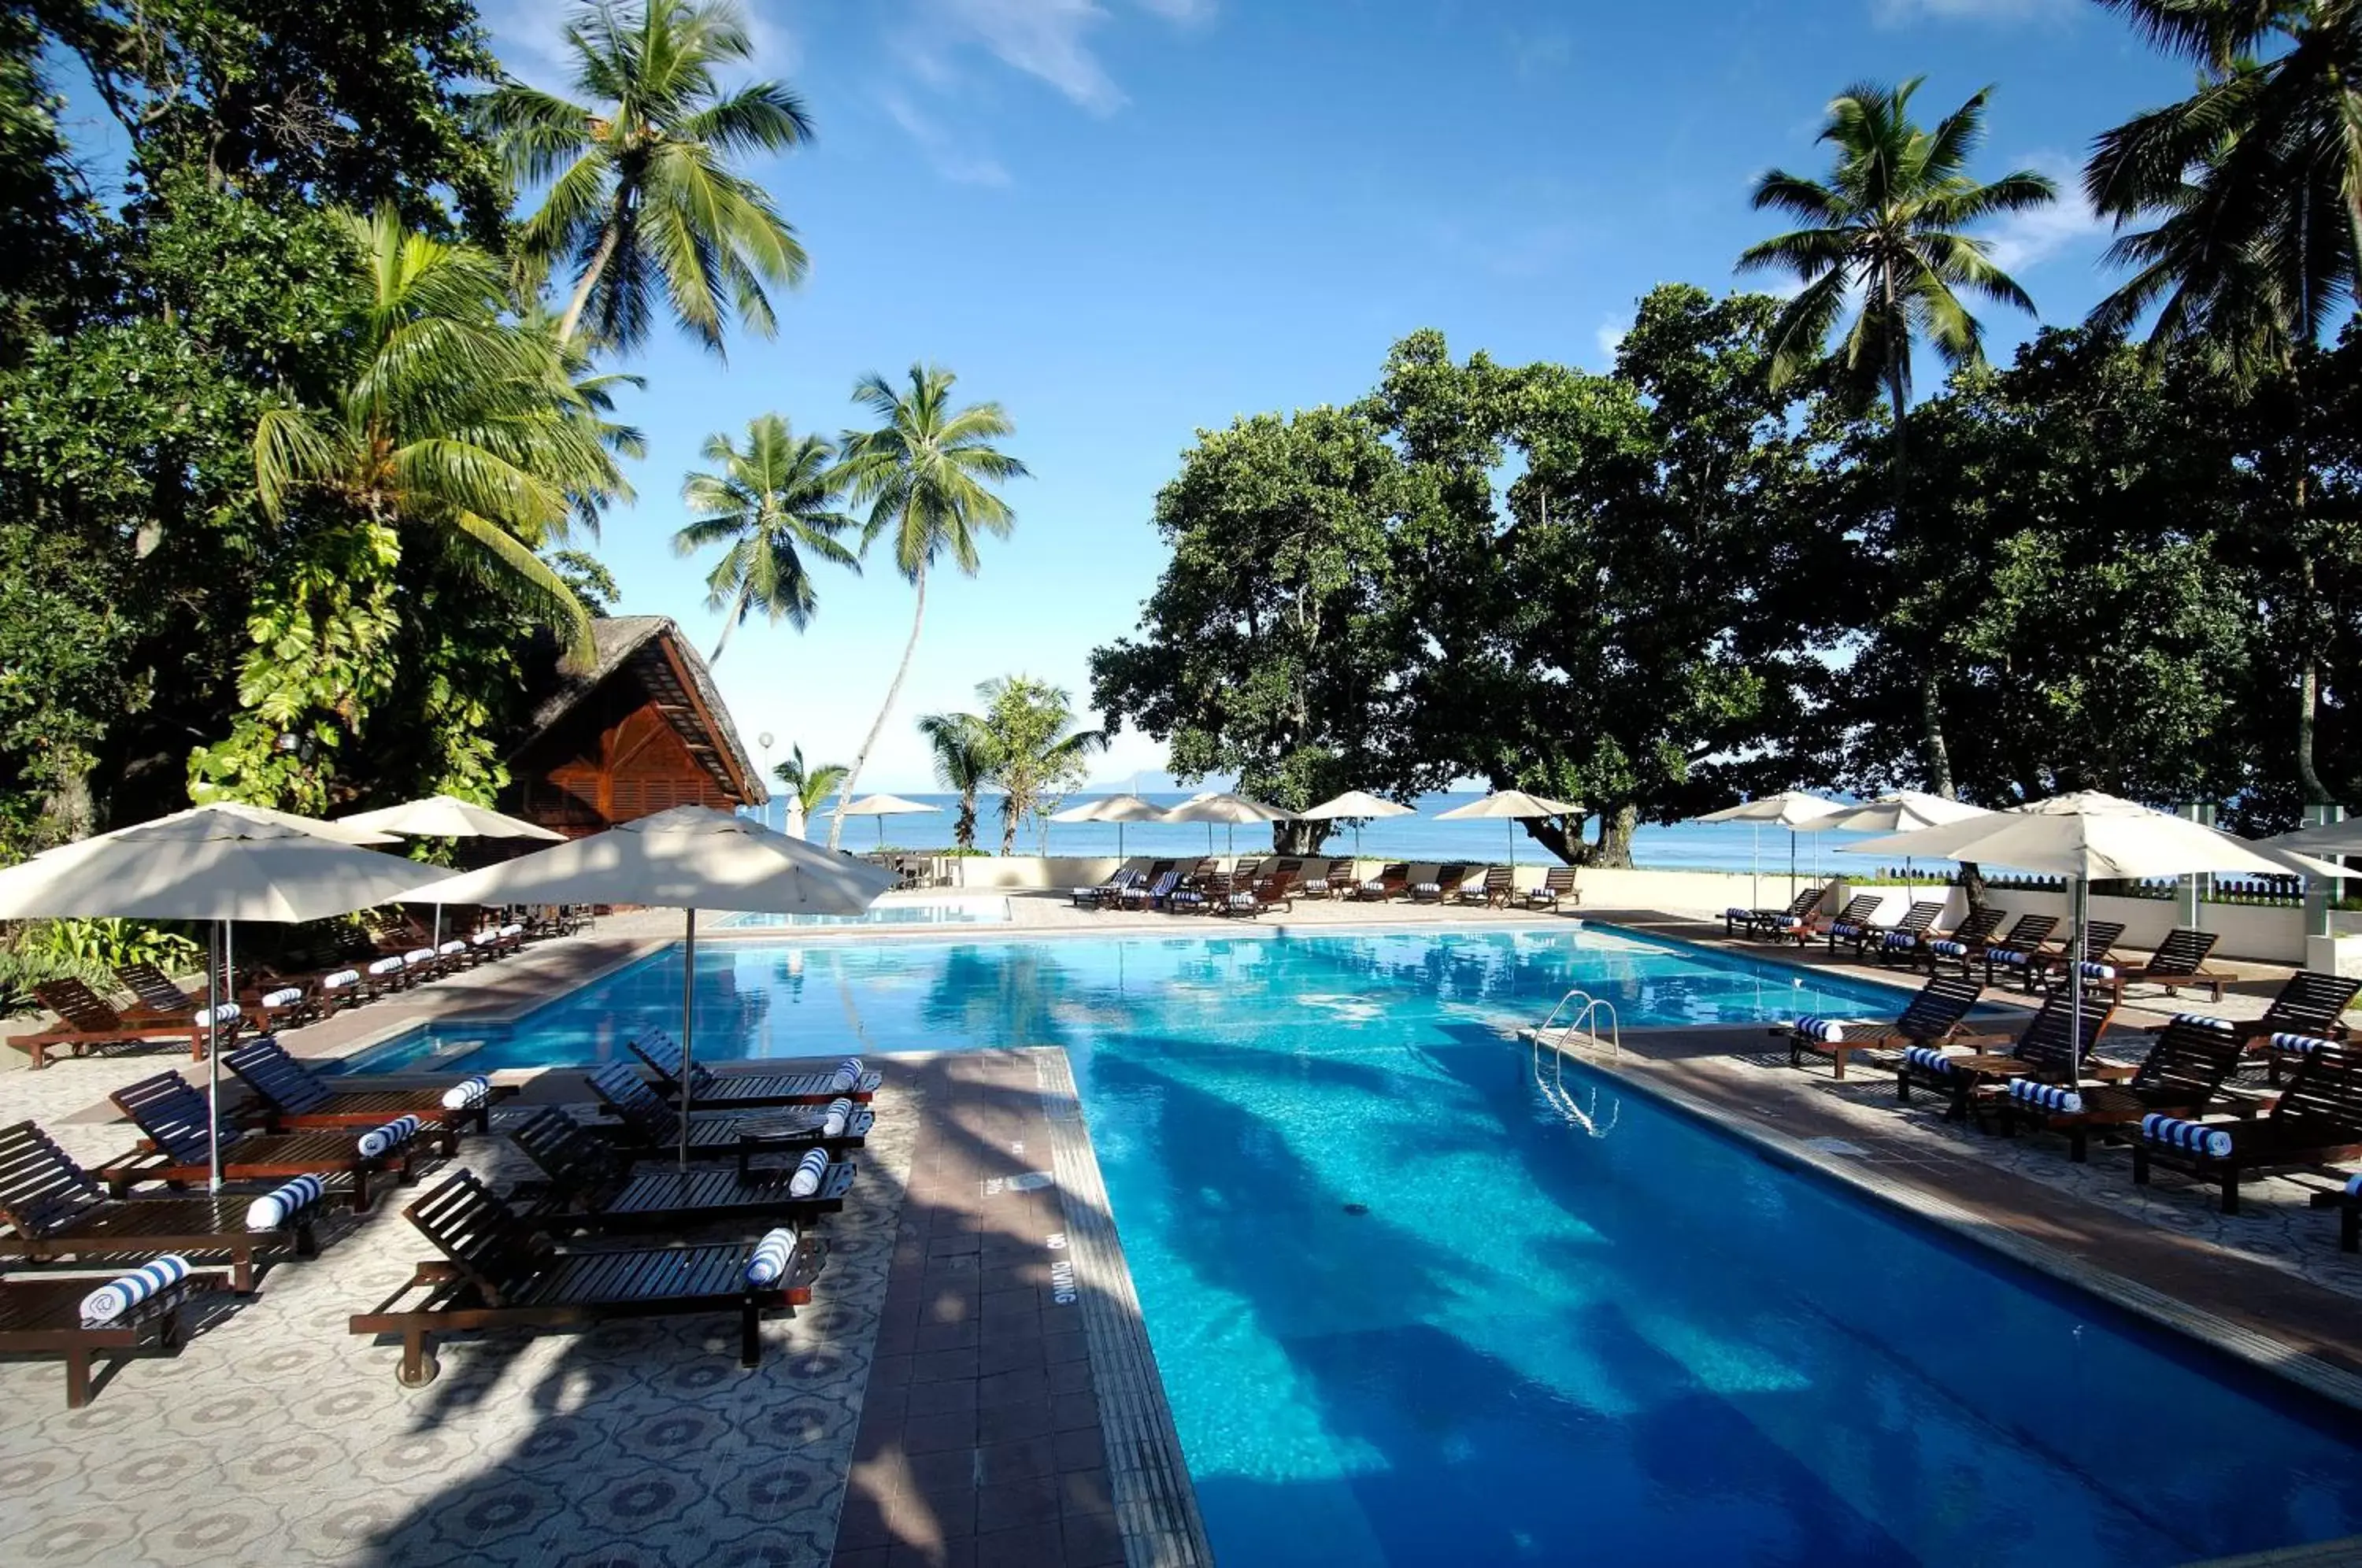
[919,681,1105,854]
[916,711,994,851]
[672,414,858,662]
[772,744,847,823]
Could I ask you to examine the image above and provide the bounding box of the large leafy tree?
[916,711,993,851]
[1738,78,2054,796]
[828,364,1027,849]
[483,0,813,354]
[671,413,857,663]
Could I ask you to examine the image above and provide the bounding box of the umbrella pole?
[2068,878,2086,1090]
[679,908,696,1172]
[1751,825,1760,913]
[208,922,225,1192]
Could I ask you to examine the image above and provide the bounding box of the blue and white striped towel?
[81,1255,190,1326]
[1830,922,1864,938]
[1792,1015,1844,1042]
[260,987,305,1009]
[1990,949,2029,966]
[1903,1045,1957,1075]
[441,1074,491,1110]
[1725,907,1750,920]
[192,1004,239,1029]
[321,968,362,990]
[745,1227,799,1287]
[245,1174,326,1231]
[829,1057,864,1093]
[1927,940,1967,957]
[2078,962,2117,980]
[1413,882,1440,895]
[357,1114,423,1159]
[437,941,467,958]
[820,1096,853,1138]
[788,1146,831,1198]
[2007,1080,2084,1115]
[2347,1171,2362,1198]
[2271,1032,2334,1056]
[2142,1113,2232,1158]
[368,956,405,976]
[2172,1013,2236,1033]
[499,923,524,937]
[1882,931,1918,949]
[472,930,499,946]
[402,948,435,967]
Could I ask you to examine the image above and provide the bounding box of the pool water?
[345,928,2362,1562]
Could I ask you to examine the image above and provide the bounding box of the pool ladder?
[1528,989,1621,1137]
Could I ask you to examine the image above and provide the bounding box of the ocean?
[764,790,1884,875]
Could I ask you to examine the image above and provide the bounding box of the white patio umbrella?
[0,806,431,1187]
[416,805,894,1167]
[1846,791,2314,1086]
[1818,791,1992,889]
[337,793,566,948]
[1434,789,1581,866]
[1295,789,1416,857]
[837,793,938,850]
[1049,793,1164,859]
[1157,791,1292,857]
[1693,791,1846,911]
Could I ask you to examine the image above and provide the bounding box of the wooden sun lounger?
[509,1107,856,1233]
[585,1063,872,1176]
[1992,1014,2245,1162]
[1813,895,1892,956]
[1298,859,1354,900]
[1895,988,2123,1121]
[0,1120,318,1292]
[114,962,206,1020]
[1458,867,1514,908]
[1776,973,1983,1081]
[348,1170,821,1388]
[1994,921,2125,993]
[1864,900,1946,964]
[224,1036,513,1135]
[2307,1181,2362,1252]
[2133,1038,2362,1214]
[1525,866,1578,911]
[1912,907,2006,975]
[628,1034,880,1107]
[102,1071,442,1211]
[1353,863,1409,902]
[1728,886,1824,940]
[13,981,227,1071]
[1409,865,1468,904]
[2111,928,2234,1002]
[2233,971,2362,1081]
[0,1268,228,1407]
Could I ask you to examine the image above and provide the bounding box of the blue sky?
[76,1,2199,794]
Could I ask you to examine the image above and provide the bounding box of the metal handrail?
[1528,989,1621,1136]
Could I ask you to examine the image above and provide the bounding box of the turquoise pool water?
[343,928,2362,1562]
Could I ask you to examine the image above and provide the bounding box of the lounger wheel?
[397,1350,440,1389]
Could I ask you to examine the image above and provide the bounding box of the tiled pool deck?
[5,895,2361,1566]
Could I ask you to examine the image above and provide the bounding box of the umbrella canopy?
[336,793,565,841]
[0,806,435,1189]
[1694,790,1846,829]
[95,800,400,847]
[2260,818,2362,857]
[1817,791,1989,834]
[1296,790,1416,856]
[1435,790,1579,865]
[1157,791,1290,856]
[415,806,894,1167]
[1049,793,1164,858]
[837,793,937,849]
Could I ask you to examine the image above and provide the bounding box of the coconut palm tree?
[916,709,992,850]
[252,209,621,661]
[1738,77,2053,796]
[482,0,813,356]
[827,364,1027,849]
[772,744,846,833]
[976,676,1106,856]
[671,414,858,663]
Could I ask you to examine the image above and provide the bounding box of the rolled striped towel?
[830,1057,864,1093]
[499,923,523,937]
[357,1114,423,1159]
[1792,1015,1844,1042]
[368,956,405,976]
[260,987,305,1009]
[745,1226,799,1286]
[2142,1113,2232,1158]
[788,1146,830,1198]
[320,968,362,990]
[2078,962,2117,980]
[1227,892,1257,908]
[2007,1079,2083,1115]
[81,1255,190,1326]
[437,940,466,958]
[1990,949,2029,967]
[1881,931,1918,949]
[2172,1013,2236,1033]
[402,948,435,967]
[1927,940,1967,957]
[1413,882,1440,895]
[1301,880,1331,895]
[471,930,499,946]
[1725,907,1750,920]
[820,1096,853,1138]
[1831,922,1864,937]
[2347,1172,2362,1198]
[1361,879,1388,893]
[2271,1032,2334,1056]
[193,1004,239,1029]
[441,1074,491,1110]
[1903,1045,1957,1076]
[245,1174,326,1231]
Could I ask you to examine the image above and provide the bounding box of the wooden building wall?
[508,688,741,834]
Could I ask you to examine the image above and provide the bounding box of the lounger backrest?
[224,1036,333,1115]
[0,1120,106,1237]
[2132,1016,2244,1104]
[1324,859,1353,879]
[1544,867,1576,892]
[2268,1039,2362,1145]
[2012,989,2118,1077]
[509,1106,630,1204]
[1951,908,2005,945]
[1895,975,1983,1042]
[1897,901,1943,934]
[1784,886,1825,918]
[404,1170,544,1307]
[110,1071,230,1167]
[31,978,128,1033]
[1438,865,1467,886]
[627,1034,690,1090]
[2146,928,2219,976]
[117,962,192,1013]
[1147,871,1179,897]
[1484,867,1513,891]
[1830,895,1882,925]
[1381,864,1408,881]
[2264,971,2362,1034]
[1998,915,2058,949]
[2075,922,2127,961]
[587,1060,679,1146]
[1272,859,1302,878]
[1146,860,1175,878]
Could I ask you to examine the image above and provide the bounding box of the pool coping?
[1565,1041,2362,1418]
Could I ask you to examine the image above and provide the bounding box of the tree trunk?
[708,592,745,665]
[1523,805,1630,867]
[1919,671,1957,801]
[831,566,926,850]
[999,792,1020,857]
[954,789,976,851]
[2299,651,2330,803]
[1591,805,1637,869]
[1958,860,1988,914]
[557,220,623,345]
[1273,819,1331,856]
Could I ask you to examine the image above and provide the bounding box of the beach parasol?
[1157,792,1292,857]
[1693,791,1846,910]
[836,793,938,850]
[1049,793,1164,859]
[1294,790,1416,857]
[1434,790,1581,867]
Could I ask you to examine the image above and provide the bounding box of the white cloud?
[1871,0,2073,23]
[1592,314,1628,366]
[1979,155,2108,274]
[480,0,798,87]
[896,0,1207,115]
[878,91,1013,187]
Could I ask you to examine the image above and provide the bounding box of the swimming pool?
[343,928,2362,1562]
[714,894,1010,930]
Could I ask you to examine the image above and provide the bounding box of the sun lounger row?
[1075,856,1579,914]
